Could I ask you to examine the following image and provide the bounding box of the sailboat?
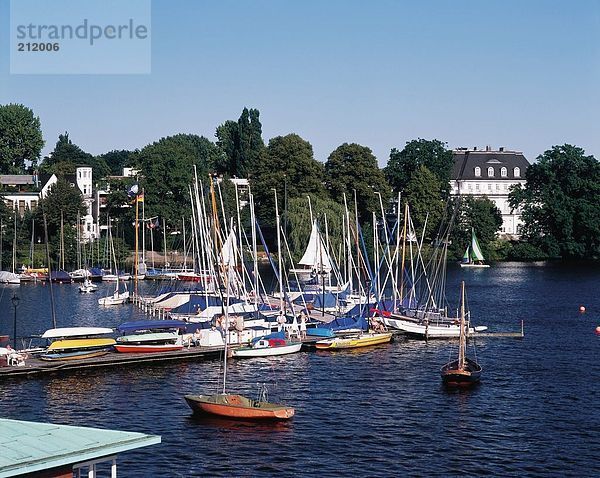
[440,281,482,386]
[184,307,295,420]
[98,223,129,306]
[289,220,332,284]
[460,228,490,268]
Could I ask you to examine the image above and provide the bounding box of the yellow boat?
[315,332,392,350]
[47,338,116,352]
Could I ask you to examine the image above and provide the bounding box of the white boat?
[232,337,302,358]
[79,279,98,293]
[289,220,332,284]
[460,228,490,268]
[98,290,130,306]
[383,314,487,339]
[0,271,21,284]
[41,327,114,339]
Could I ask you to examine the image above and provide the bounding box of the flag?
[127,183,139,198]
[136,192,144,203]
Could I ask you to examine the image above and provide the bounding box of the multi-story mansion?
[450,147,530,237]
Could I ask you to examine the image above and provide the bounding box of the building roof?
[451,149,530,180]
[0,175,35,186]
[0,418,160,477]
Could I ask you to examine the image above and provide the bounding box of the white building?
[450,147,530,237]
[0,166,98,241]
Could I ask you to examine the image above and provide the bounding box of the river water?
[1,262,599,477]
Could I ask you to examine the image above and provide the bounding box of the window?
[514,167,520,177]
[468,184,472,191]
[474,167,481,177]
[496,184,500,191]
[30,200,37,209]
[501,167,507,177]
[487,183,492,191]
[487,167,494,177]
[475,183,480,191]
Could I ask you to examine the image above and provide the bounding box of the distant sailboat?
[460,228,490,268]
[289,220,332,283]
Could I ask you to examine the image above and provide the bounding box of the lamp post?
[11,293,20,349]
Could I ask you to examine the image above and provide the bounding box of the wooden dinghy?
[184,394,295,420]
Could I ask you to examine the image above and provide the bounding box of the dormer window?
[487,167,494,177]
[474,167,481,177]
[514,167,520,177]
[501,167,507,177]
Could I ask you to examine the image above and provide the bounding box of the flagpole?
[134,190,139,300]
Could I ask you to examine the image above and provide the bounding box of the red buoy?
[595,326,600,335]
[580,306,586,313]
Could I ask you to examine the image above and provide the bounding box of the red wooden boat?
[114,343,183,353]
[184,394,295,420]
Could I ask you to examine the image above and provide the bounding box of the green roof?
[0,419,160,477]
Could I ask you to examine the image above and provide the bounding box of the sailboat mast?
[12,210,17,274]
[459,281,466,370]
[398,203,408,308]
[273,189,284,313]
[60,211,65,271]
[43,213,57,329]
[134,191,139,298]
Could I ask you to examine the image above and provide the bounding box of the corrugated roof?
[0,419,160,477]
[451,150,530,180]
[0,175,35,186]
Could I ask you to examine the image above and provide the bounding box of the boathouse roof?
[451,148,530,180]
[0,418,160,477]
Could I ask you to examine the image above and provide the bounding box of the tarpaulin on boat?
[117,320,188,332]
[251,331,285,344]
[170,295,224,314]
[320,315,368,331]
[313,292,338,309]
[89,267,104,277]
[49,270,71,281]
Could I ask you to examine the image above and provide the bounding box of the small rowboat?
[40,349,111,361]
[115,331,183,353]
[184,394,295,420]
[232,338,302,358]
[114,343,183,353]
[47,338,116,351]
[441,357,482,386]
[315,332,392,350]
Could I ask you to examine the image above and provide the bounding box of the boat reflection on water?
[187,413,294,433]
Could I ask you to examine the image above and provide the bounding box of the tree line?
[1,102,599,269]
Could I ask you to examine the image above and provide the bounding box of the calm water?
[1,262,599,477]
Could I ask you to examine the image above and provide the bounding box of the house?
[0,166,97,241]
[449,147,530,237]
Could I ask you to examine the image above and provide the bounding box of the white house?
[0,166,98,241]
[449,147,530,237]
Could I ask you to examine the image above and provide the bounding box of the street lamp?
[11,293,20,349]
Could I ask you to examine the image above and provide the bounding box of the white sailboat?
[460,228,490,268]
[98,223,129,306]
[289,220,332,283]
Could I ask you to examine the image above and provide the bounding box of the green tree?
[0,103,44,173]
[450,196,503,259]
[402,165,445,240]
[98,150,137,176]
[215,107,265,177]
[325,143,391,224]
[251,134,328,227]
[385,139,453,195]
[134,134,223,225]
[39,132,110,179]
[509,144,600,258]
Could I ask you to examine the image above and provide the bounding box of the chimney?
[499,147,505,152]
[486,145,491,151]
[473,146,478,151]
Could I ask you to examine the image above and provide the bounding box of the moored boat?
[440,281,482,386]
[184,394,295,420]
[114,320,186,353]
[232,334,302,358]
[315,331,392,350]
[40,327,115,361]
[460,228,490,268]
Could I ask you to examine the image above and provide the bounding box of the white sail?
[470,229,485,262]
[219,228,238,268]
[298,221,332,272]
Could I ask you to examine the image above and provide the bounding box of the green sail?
[470,229,485,262]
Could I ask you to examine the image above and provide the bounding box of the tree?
[39,132,110,179]
[450,196,503,259]
[402,165,445,240]
[251,134,328,227]
[385,139,453,195]
[98,150,137,176]
[0,103,44,173]
[134,134,223,224]
[509,144,600,258]
[325,143,391,224]
[215,107,265,177]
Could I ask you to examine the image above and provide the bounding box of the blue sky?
[1,0,599,166]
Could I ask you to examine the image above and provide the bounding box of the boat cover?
[117,320,188,332]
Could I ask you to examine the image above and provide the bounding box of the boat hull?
[47,338,116,351]
[315,332,392,350]
[460,263,490,268]
[184,394,294,420]
[114,344,183,353]
[383,316,486,338]
[441,358,482,386]
[232,342,302,358]
[40,349,111,361]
